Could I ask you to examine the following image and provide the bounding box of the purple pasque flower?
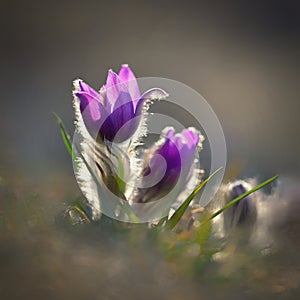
[74,65,167,143]
[134,126,202,203]
[224,180,257,229]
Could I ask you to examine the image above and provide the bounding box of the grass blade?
[166,167,223,230]
[53,112,76,162]
[71,199,92,223]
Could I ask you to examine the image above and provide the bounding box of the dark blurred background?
[1,0,299,183]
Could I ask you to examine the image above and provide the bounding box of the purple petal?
[181,128,200,149]
[165,127,200,182]
[78,81,99,99]
[76,92,108,139]
[144,138,181,198]
[118,64,140,102]
[159,140,181,174]
[162,127,175,140]
[135,88,168,114]
[98,85,112,112]
[75,91,97,113]
[100,92,135,142]
[105,70,128,108]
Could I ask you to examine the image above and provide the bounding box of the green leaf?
[205,174,279,223]
[53,112,76,163]
[156,215,168,229]
[166,167,223,230]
